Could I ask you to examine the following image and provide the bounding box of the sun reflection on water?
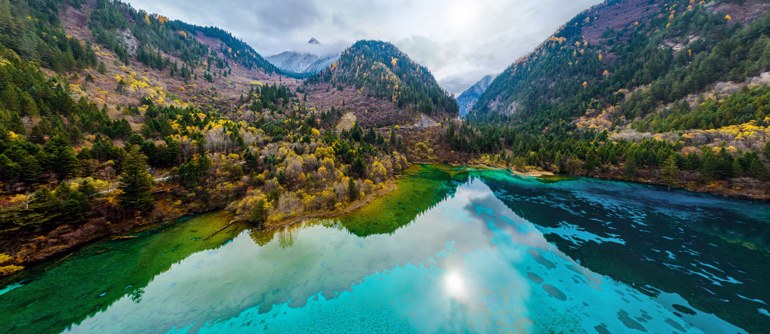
[443,269,468,302]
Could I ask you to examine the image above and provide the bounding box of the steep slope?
[449,0,770,199]
[306,40,458,127]
[55,0,289,113]
[267,52,339,78]
[0,1,409,272]
[457,75,494,117]
[476,0,770,132]
[80,0,277,73]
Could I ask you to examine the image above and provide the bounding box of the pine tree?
[701,153,718,181]
[583,149,600,173]
[250,199,268,226]
[348,177,359,202]
[17,154,41,184]
[0,154,20,184]
[351,156,365,178]
[623,156,637,179]
[118,147,154,212]
[56,183,90,224]
[44,135,79,179]
[742,152,767,180]
[662,154,679,186]
[79,179,97,198]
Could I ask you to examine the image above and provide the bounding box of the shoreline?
[3,162,768,278]
[266,180,398,230]
[445,159,770,202]
[0,178,402,278]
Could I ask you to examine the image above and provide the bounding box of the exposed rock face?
[457,75,494,117]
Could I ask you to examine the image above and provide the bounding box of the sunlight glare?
[447,1,477,29]
[444,269,468,301]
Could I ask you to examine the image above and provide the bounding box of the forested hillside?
[449,0,770,198]
[0,0,418,274]
[85,0,276,73]
[309,40,458,119]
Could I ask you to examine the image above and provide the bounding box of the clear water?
[1,167,769,333]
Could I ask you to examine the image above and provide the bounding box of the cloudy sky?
[124,0,601,94]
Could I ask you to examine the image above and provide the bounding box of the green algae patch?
[339,165,459,237]
[0,211,243,334]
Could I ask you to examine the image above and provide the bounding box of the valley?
[0,0,769,332]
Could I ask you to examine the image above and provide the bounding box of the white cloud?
[124,0,601,94]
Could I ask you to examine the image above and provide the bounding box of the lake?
[1,165,769,333]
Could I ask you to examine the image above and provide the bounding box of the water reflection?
[2,170,766,334]
[443,269,467,302]
[60,179,726,333]
[478,172,770,333]
[0,212,243,334]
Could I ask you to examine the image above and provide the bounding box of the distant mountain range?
[267,52,339,78]
[456,75,494,117]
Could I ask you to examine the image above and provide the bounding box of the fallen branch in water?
[111,235,137,240]
[204,219,241,240]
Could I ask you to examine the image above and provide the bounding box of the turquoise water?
[1,169,769,333]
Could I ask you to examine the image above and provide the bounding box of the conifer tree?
[79,179,97,198]
[662,154,679,186]
[56,183,89,224]
[44,135,79,179]
[118,146,154,212]
[250,199,268,226]
[348,177,358,202]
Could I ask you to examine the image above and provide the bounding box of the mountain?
[79,0,277,73]
[475,0,770,126]
[457,75,494,117]
[267,52,339,78]
[448,0,770,197]
[309,40,458,120]
[0,0,411,269]
[46,0,290,113]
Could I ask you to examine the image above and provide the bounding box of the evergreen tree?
[700,153,719,181]
[623,155,637,179]
[178,153,210,191]
[348,177,358,202]
[0,154,20,185]
[742,152,768,180]
[351,156,365,178]
[79,179,97,198]
[56,183,90,225]
[118,147,154,212]
[583,149,600,173]
[44,135,79,179]
[662,154,680,186]
[250,199,268,226]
